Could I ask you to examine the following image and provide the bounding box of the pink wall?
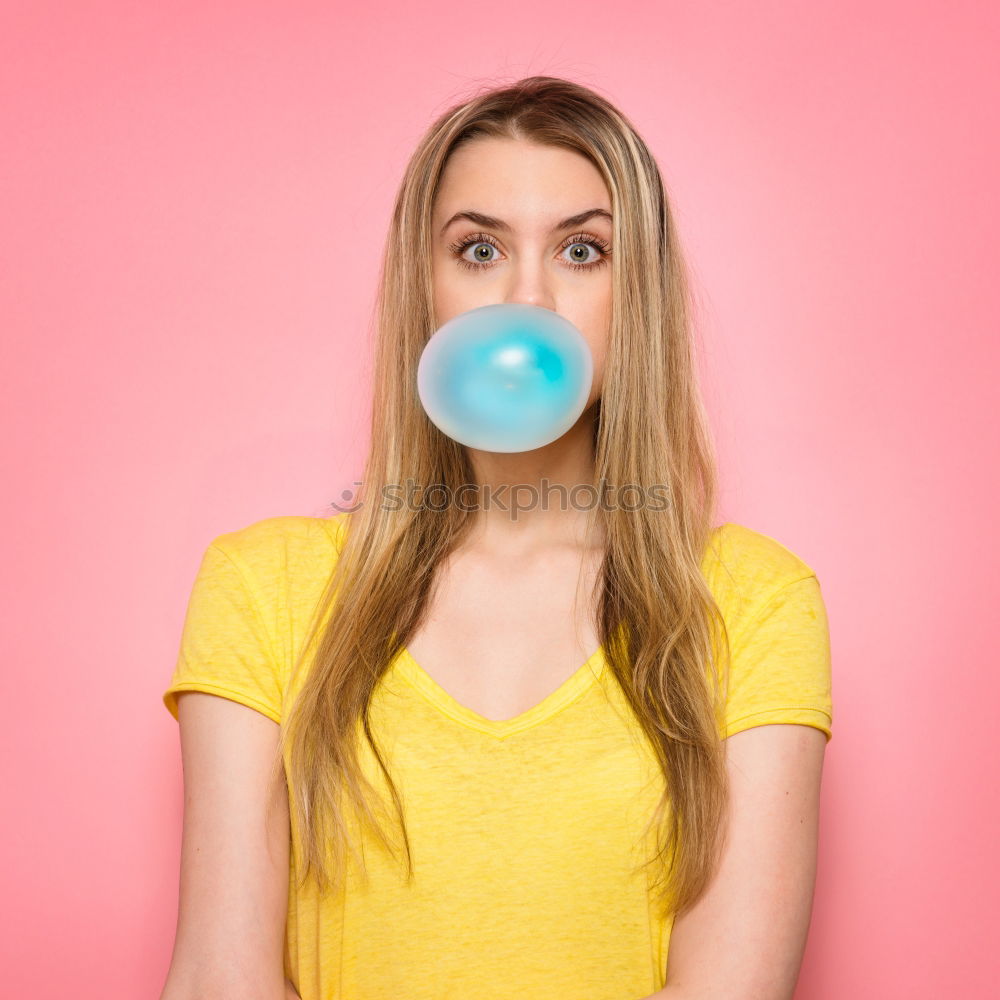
[2,2,997,997]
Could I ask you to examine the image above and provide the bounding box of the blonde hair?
[268,75,732,920]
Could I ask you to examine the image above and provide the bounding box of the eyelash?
[447,232,612,272]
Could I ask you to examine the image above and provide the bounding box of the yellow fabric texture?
[163,514,832,1000]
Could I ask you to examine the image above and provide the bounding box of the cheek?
[587,306,611,389]
[431,262,475,327]
[431,255,456,312]
[431,263,446,316]
[591,341,607,394]
[581,328,608,405]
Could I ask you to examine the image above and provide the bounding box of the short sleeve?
[721,574,833,742]
[162,540,284,724]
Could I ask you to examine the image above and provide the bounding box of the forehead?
[433,137,611,222]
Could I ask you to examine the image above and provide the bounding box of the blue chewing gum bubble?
[416,303,594,453]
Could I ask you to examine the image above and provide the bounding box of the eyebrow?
[439,208,613,237]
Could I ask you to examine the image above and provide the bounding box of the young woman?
[160,77,833,1000]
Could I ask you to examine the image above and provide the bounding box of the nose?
[503,254,557,312]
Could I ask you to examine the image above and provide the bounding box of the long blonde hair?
[269,75,732,920]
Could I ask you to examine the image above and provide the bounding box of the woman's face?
[431,137,613,408]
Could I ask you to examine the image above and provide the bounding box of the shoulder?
[207,511,352,579]
[702,522,820,623]
[701,523,834,742]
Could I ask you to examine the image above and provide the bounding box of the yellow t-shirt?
[163,514,832,1000]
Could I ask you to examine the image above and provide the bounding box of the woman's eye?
[449,234,611,272]
[562,241,600,265]
[466,242,498,264]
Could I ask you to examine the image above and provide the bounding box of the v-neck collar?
[392,645,607,740]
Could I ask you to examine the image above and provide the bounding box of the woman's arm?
[160,692,292,1000]
[642,724,828,1000]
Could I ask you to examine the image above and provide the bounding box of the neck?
[460,404,604,554]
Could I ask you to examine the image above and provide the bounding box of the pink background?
[2,2,997,997]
